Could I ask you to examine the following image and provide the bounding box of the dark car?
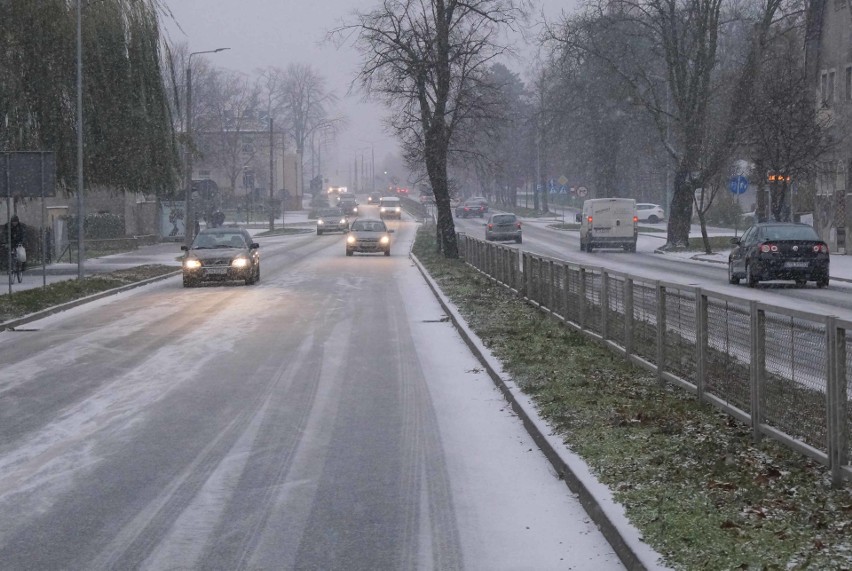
[345,218,394,256]
[728,223,829,288]
[181,227,260,287]
[455,198,488,218]
[338,195,359,216]
[367,192,383,204]
[485,213,522,243]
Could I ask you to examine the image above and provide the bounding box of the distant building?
[192,129,302,215]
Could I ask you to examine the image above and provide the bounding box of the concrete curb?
[409,252,669,571]
[1,270,181,331]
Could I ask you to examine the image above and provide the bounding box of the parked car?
[367,192,383,204]
[316,208,349,235]
[579,198,638,252]
[728,222,829,288]
[181,227,260,287]
[345,218,394,256]
[338,195,359,216]
[379,196,402,219]
[485,213,522,243]
[419,192,435,204]
[636,203,665,223]
[455,198,488,218]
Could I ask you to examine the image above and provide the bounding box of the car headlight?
[231,257,249,268]
[340,218,347,224]
[353,207,358,212]
[395,207,401,212]
[317,219,324,225]
[347,235,356,244]
[184,259,201,269]
[380,236,390,244]
[380,207,386,212]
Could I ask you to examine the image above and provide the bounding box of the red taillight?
[633,216,639,223]
[487,223,493,229]
[759,243,779,253]
[587,216,593,223]
[814,244,829,253]
[516,222,522,229]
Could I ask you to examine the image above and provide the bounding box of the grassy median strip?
[413,228,852,571]
[0,265,177,323]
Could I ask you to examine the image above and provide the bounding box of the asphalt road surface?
[0,205,624,570]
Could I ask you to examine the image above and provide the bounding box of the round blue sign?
[729,175,748,195]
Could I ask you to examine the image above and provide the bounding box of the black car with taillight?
[728,223,829,288]
[455,198,488,218]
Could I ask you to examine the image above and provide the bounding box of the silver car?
[345,218,394,256]
[485,213,522,243]
[316,208,349,235]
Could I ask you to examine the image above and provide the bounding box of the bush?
[65,213,126,240]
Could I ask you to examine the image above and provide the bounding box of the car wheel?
[817,275,829,288]
[587,241,594,253]
[728,261,740,284]
[182,275,196,288]
[317,229,323,235]
[648,215,659,224]
[515,236,522,244]
[746,262,758,288]
[795,279,807,287]
[384,249,391,257]
[346,249,354,256]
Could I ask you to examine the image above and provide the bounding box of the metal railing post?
[827,317,847,488]
[656,283,666,384]
[578,267,587,329]
[562,263,570,320]
[549,260,556,312]
[600,270,609,341]
[750,301,765,443]
[696,289,707,403]
[624,277,633,357]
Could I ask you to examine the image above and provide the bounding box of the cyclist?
[6,215,26,271]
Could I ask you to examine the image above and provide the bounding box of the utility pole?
[269,117,274,232]
[76,0,85,279]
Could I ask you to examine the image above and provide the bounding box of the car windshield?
[760,225,820,241]
[193,233,246,249]
[352,221,387,232]
[380,201,399,207]
[319,209,342,217]
[492,215,516,224]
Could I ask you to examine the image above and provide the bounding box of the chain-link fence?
[457,233,851,487]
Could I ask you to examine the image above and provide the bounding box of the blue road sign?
[729,175,748,195]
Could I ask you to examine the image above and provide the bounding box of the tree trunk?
[667,169,694,247]
[696,207,711,254]
[425,133,458,258]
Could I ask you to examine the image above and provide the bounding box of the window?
[828,71,836,103]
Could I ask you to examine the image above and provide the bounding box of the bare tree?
[336,0,527,258]
[279,64,341,200]
[549,0,790,248]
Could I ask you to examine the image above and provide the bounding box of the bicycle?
[8,245,23,285]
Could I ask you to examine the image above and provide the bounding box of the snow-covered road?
[0,206,625,570]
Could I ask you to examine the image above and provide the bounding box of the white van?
[578,198,638,252]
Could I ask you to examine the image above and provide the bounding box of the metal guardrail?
[457,233,851,487]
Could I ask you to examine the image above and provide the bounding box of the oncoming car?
[728,222,829,288]
[316,208,348,235]
[345,218,394,256]
[379,196,402,219]
[181,227,260,287]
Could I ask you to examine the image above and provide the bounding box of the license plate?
[784,262,809,268]
[205,267,228,275]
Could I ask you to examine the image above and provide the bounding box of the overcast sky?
[160,0,574,184]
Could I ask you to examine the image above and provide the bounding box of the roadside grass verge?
[0,265,177,323]
[253,227,313,237]
[413,227,852,570]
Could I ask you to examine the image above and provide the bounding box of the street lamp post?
[76,0,84,279]
[184,47,229,248]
